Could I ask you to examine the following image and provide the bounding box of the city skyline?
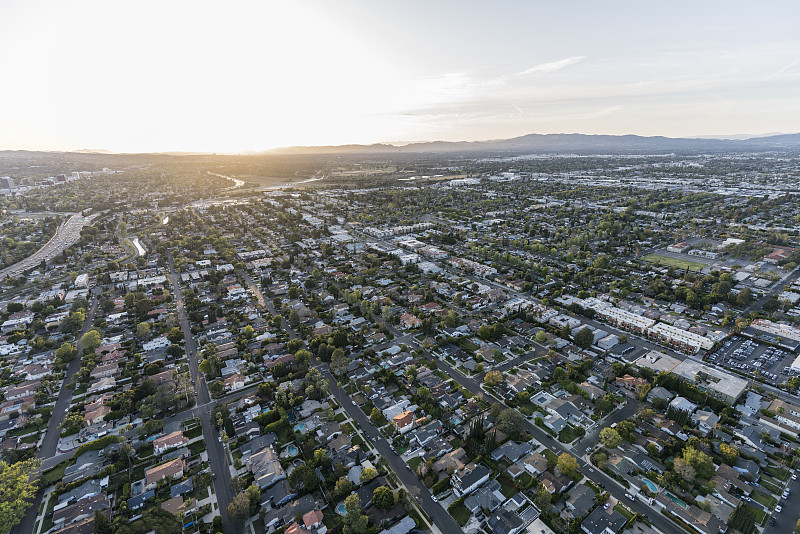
[1,0,799,153]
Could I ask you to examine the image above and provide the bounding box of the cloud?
[517,55,587,76]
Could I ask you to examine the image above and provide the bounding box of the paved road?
[743,265,800,315]
[12,298,98,534]
[319,364,461,534]
[1,213,98,280]
[240,269,299,340]
[575,398,640,452]
[763,474,798,534]
[169,254,238,534]
[432,357,686,534]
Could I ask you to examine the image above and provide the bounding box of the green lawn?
[448,502,471,527]
[407,456,424,474]
[498,476,517,498]
[542,449,558,466]
[41,462,68,487]
[747,505,766,525]
[517,401,536,416]
[614,504,635,521]
[558,426,583,444]
[765,465,791,481]
[334,413,347,422]
[751,491,777,509]
[642,254,705,272]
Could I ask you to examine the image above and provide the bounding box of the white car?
[792,474,797,480]
[776,505,782,513]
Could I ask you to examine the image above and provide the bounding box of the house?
[247,445,286,489]
[580,507,626,534]
[224,373,246,391]
[521,452,548,475]
[490,441,532,463]
[303,510,324,530]
[83,405,111,426]
[145,458,185,488]
[691,410,720,435]
[464,479,504,514]
[669,396,698,414]
[392,411,416,434]
[153,431,188,455]
[615,374,647,391]
[563,484,595,520]
[487,509,524,534]
[53,494,109,528]
[400,313,422,329]
[262,480,298,508]
[433,448,466,474]
[451,463,491,497]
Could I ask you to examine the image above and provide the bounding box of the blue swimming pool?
[336,503,347,516]
[666,492,689,509]
[293,422,306,433]
[642,479,658,493]
[285,445,298,456]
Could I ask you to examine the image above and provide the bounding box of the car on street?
[776,505,782,513]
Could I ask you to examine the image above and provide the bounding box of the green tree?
[720,443,739,465]
[93,510,112,534]
[288,465,318,493]
[0,458,41,534]
[360,468,376,483]
[343,494,369,534]
[574,327,594,349]
[370,408,386,426]
[80,329,102,355]
[484,371,503,387]
[683,447,714,479]
[557,453,579,478]
[226,492,251,524]
[333,476,355,499]
[533,485,552,512]
[497,408,524,438]
[55,342,77,363]
[135,322,151,340]
[599,427,622,449]
[372,486,394,510]
[330,348,349,376]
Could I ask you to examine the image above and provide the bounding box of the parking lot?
[707,336,798,387]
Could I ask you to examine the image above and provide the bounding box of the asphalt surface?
[169,254,238,534]
[12,298,98,534]
[763,473,798,534]
[319,364,462,534]
[0,213,97,280]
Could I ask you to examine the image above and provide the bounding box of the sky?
[0,1,799,153]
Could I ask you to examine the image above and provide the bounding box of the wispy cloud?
[517,55,587,76]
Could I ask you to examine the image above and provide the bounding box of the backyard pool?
[643,479,658,493]
[281,444,299,458]
[666,492,689,509]
[336,503,347,516]
[293,422,306,433]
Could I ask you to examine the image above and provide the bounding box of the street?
[168,254,238,534]
[11,297,98,534]
[319,363,462,534]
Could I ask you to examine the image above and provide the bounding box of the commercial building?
[647,323,714,354]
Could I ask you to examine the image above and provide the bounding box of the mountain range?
[267,132,800,155]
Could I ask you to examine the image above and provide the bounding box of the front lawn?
[407,456,424,474]
[751,491,777,509]
[448,501,471,527]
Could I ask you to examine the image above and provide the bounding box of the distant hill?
[267,132,800,155]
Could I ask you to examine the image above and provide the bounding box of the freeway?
[1,213,99,280]
[319,363,461,534]
[11,297,98,534]
[168,254,239,534]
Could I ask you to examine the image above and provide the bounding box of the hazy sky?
[1,1,799,152]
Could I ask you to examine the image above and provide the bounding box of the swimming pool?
[666,492,689,509]
[642,479,658,493]
[293,422,306,433]
[336,503,347,516]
